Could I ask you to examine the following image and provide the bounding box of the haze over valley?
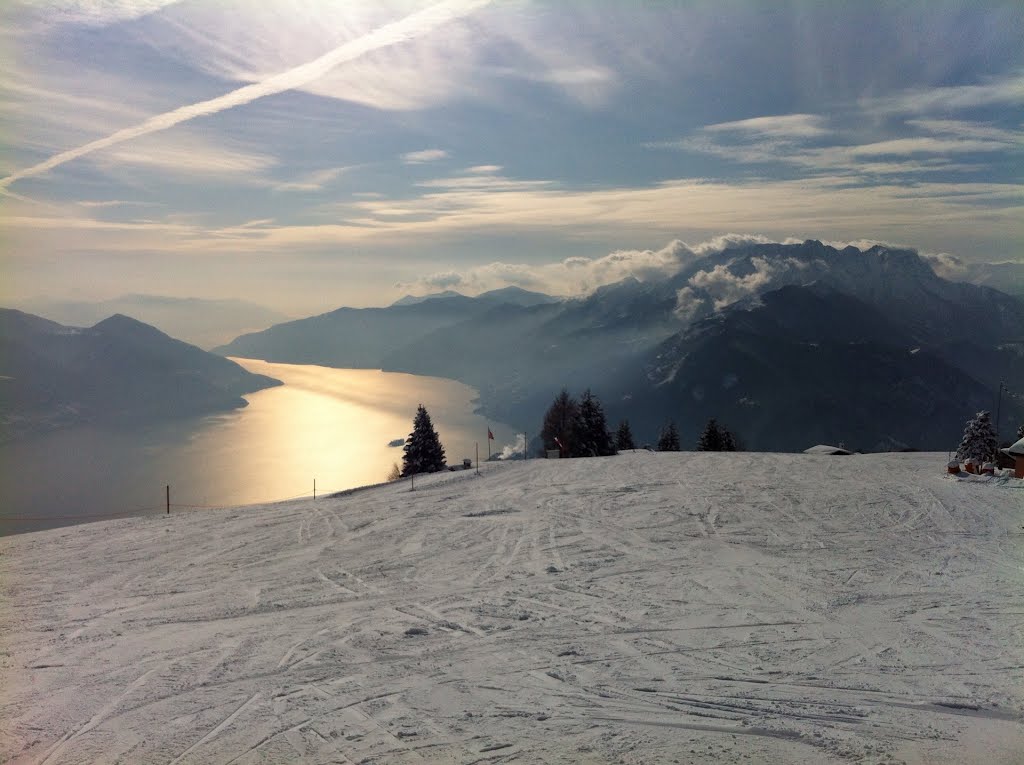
[218,239,1024,453]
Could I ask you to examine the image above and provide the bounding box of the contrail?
[1,0,490,189]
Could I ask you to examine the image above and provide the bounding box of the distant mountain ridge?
[10,294,290,349]
[391,286,560,308]
[0,309,280,439]
[215,240,1024,451]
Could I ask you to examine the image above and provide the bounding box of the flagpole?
[487,424,491,460]
[995,380,1004,441]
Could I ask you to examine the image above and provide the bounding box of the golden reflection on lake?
[202,359,518,503]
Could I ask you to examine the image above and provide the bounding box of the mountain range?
[8,295,290,350]
[0,310,280,440]
[216,241,1024,452]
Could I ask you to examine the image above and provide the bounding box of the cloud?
[499,64,618,107]
[416,174,552,191]
[685,234,775,257]
[403,239,720,298]
[139,1,491,112]
[843,136,1015,157]
[672,286,703,321]
[400,234,846,307]
[703,114,831,139]
[421,271,463,289]
[687,256,787,310]
[465,164,502,174]
[919,251,968,281]
[335,176,1023,247]
[78,199,160,208]
[12,0,184,27]
[94,173,1018,267]
[907,119,1024,143]
[862,73,1024,115]
[9,169,1022,278]
[0,0,491,188]
[274,166,354,193]
[654,107,1022,181]
[401,149,450,164]
[647,113,831,168]
[99,133,278,180]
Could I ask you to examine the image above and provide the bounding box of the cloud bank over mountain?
[400,233,1014,302]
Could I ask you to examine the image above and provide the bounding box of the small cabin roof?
[1001,437,1024,457]
[804,444,854,455]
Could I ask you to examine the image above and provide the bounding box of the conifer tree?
[1018,423,1024,441]
[721,427,738,452]
[697,418,724,451]
[615,420,636,451]
[576,389,616,457]
[541,389,579,456]
[657,421,680,451]
[955,410,998,464]
[402,404,446,476]
[697,418,742,451]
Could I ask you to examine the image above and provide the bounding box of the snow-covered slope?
[2,452,1022,764]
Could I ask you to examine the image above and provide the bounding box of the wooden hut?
[1000,437,1024,479]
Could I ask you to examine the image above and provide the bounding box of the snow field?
[1,451,1022,764]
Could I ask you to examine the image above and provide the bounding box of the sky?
[2,0,1022,314]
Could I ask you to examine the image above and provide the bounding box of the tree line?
[540,388,742,457]
[394,400,1020,480]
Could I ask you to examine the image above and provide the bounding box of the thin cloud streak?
[401,149,450,164]
[0,0,491,189]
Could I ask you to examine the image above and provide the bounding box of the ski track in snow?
[1,452,1023,764]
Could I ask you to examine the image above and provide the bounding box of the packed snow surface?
[2,452,1022,764]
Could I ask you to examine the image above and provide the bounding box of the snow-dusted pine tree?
[1018,423,1024,440]
[402,404,446,476]
[955,410,998,463]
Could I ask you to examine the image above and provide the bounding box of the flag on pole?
[487,428,494,440]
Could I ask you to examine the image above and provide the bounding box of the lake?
[0,360,521,535]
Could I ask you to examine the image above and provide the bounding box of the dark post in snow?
[476,442,480,475]
[995,380,1005,441]
[166,485,170,515]
[313,478,316,501]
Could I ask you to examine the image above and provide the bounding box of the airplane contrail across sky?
[0,0,491,189]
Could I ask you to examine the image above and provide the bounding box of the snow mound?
[803,444,854,455]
